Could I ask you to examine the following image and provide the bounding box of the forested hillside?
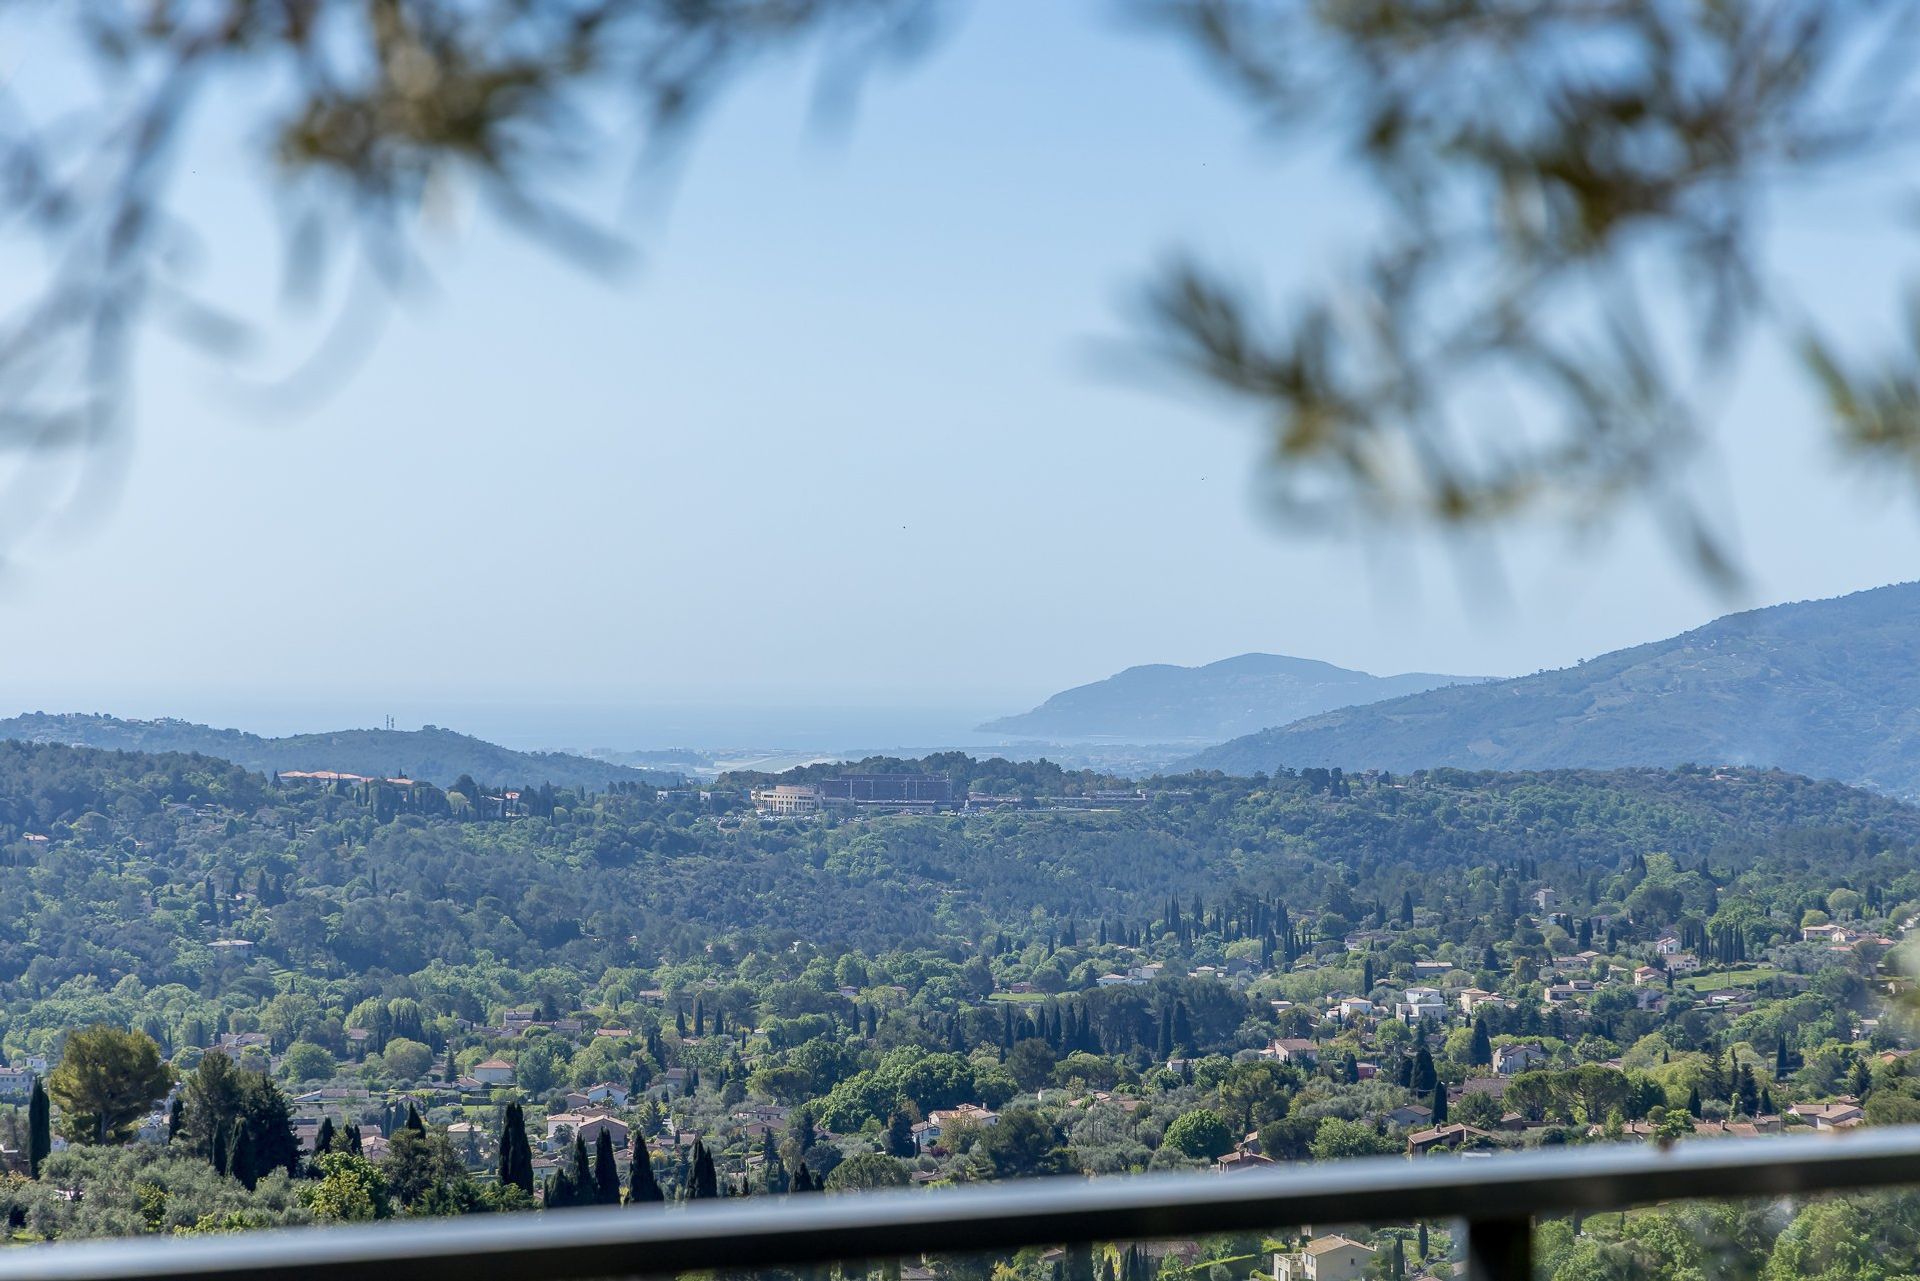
[1,742,1915,1000]
[981,654,1486,741]
[1185,582,1920,798]
[4,740,1920,1271]
[0,714,678,791]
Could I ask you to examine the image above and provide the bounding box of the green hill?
[1183,582,1920,798]
[0,713,680,789]
[980,653,1488,741]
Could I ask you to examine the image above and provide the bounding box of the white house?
[1493,1043,1548,1076]
[1393,987,1446,1024]
[917,1104,999,1151]
[1789,1102,1864,1130]
[472,1058,516,1087]
[576,1081,630,1107]
[0,1067,33,1102]
[1332,998,1374,1023]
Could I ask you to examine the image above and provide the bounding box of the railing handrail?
[8,1128,1920,1281]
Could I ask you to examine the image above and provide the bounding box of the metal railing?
[7,1128,1920,1281]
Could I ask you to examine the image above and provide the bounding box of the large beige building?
[1274,1237,1375,1281]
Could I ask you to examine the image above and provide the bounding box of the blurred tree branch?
[1137,0,1920,585]
[5,0,1920,582]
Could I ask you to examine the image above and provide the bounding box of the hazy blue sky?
[3,4,1919,748]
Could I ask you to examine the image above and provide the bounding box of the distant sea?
[4,695,1196,776]
[39,697,1009,756]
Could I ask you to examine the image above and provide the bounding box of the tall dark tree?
[886,1109,915,1158]
[629,1137,664,1204]
[228,1120,259,1190]
[565,1136,594,1207]
[1411,1046,1437,1094]
[687,1138,718,1199]
[27,1077,50,1178]
[180,1051,298,1181]
[498,1102,535,1196]
[1469,1018,1493,1067]
[498,1103,520,1186]
[594,1129,622,1205]
[1431,1078,1448,1124]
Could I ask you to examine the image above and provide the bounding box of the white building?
[472,1058,516,1087]
[0,1067,33,1102]
[1393,987,1446,1024]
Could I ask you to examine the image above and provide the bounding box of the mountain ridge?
[980,652,1490,741]
[1181,581,1920,799]
[0,713,681,790]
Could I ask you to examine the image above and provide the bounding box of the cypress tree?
[167,1096,184,1141]
[568,1136,594,1206]
[27,1077,50,1178]
[763,1148,788,1195]
[314,1116,336,1159]
[229,1120,258,1190]
[629,1137,664,1203]
[1469,1018,1493,1067]
[1412,1047,1437,1093]
[405,1103,426,1135]
[594,1129,622,1205]
[689,1139,718,1199]
[497,1104,521,1187]
[887,1109,915,1158]
[1431,1078,1448,1124]
[509,1111,535,1195]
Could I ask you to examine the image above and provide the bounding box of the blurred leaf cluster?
[1139,0,1920,582]
[5,1,1920,577]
